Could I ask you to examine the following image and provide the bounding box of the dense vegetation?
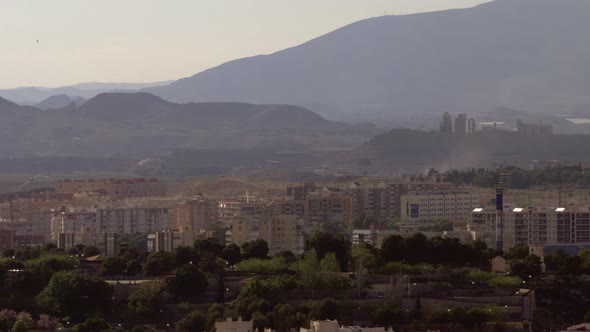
[443,164,590,188]
[1,233,590,331]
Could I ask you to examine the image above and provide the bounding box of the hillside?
[0,93,373,158]
[353,128,590,171]
[145,0,590,120]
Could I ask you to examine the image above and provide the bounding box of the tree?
[15,312,33,330]
[251,311,270,332]
[0,309,17,331]
[241,239,269,260]
[504,245,529,260]
[167,263,208,299]
[372,304,405,326]
[12,320,29,332]
[177,311,207,332]
[128,283,168,317]
[316,298,340,320]
[83,245,101,257]
[271,304,294,332]
[222,243,242,266]
[510,254,542,280]
[382,234,409,262]
[73,316,110,332]
[305,232,351,271]
[37,272,113,321]
[195,238,224,257]
[103,256,127,278]
[126,259,143,276]
[297,250,321,297]
[351,244,376,296]
[36,314,61,330]
[144,251,175,276]
[174,245,197,268]
[19,254,79,292]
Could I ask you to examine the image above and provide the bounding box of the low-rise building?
[215,318,253,332]
[300,321,387,332]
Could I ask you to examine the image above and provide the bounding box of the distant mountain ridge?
[144,0,590,119]
[0,81,172,104]
[35,94,86,110]
[0,92,368,157]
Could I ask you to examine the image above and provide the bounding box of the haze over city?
[3,1,590,331]
[1,0,489,88]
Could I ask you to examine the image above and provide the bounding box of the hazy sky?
[0,0,490,89]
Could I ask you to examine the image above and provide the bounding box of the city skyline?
[0,0,490,89]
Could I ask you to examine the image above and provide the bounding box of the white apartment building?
[470,205,590,249]
[401,191,479,221]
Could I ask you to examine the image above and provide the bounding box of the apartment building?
[401,191,479,222]
[53,206,171,250]
[346,182,452,221]
[229,215,305,255]
[55,178,167,199]
[281,187,352,226]
[172,198,217,232]
[470,205,590,249]
[218,193,265,226]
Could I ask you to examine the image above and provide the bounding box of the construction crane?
[495,172,511,251]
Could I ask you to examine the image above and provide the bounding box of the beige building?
[52,206,171,251]
[301,321,387,332]
[346,182,452,221]
[281,187,353,227]
[215,318,253,332]
[172,198,217,232]
[229,215,305,255]
[401,191,479,222]
[55,178,167,199]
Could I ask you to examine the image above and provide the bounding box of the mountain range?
[2,0,590,122]
[0,93,373,157]
[0,81,171,105]
[143,0,590,119]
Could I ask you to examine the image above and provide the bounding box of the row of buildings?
[471,204,590,250]
[1,177,484,256]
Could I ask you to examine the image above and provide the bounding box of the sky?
[0,0,490,89]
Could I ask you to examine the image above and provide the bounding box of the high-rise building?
[346,182,453,221]
[471,205,590,249]
[440,112,453,133]
[454,113,467,134]
[173,198,217,232]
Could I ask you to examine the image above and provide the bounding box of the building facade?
[471,205,590,249]
[401,191,479,222]
[229,215,305,255]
